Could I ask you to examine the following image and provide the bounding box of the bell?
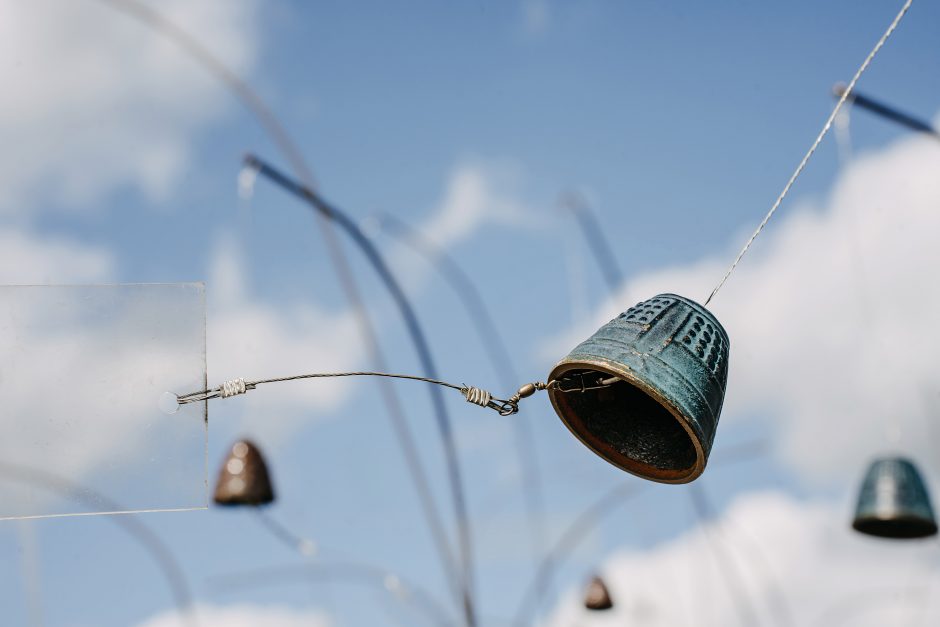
[584,576,613,611]
[548,294,729,484]
[852,457,937,539]
[213,439,275,506]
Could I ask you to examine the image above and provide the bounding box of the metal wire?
[510,441,767,627]
[377,213,549,578]
[563,168,777,627]
[252,508,318,558]
[834,83,940,140]
[511,481,644,627]
[93,1,470,620]
[0,462,197,627]
[704,0,914,306]
[560,191,625,294]
[247,153,483,623]
[693,487,794,627]
[175,370,529,417]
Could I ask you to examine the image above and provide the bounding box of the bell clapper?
[551,373,621,394]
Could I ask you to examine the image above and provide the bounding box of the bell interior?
[852,516,939,540]
[555,369,699,481]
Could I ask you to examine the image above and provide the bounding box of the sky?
[1,0,940,625]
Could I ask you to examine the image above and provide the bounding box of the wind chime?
[214,440,275,507]
[852,458,937,539]
[170,0,910,485]
[167,0,911,493]
[0,5,919,627]
[831,81,939,541]
[548,295,728,483]
[583,576,614,611]
[170,290,728,486]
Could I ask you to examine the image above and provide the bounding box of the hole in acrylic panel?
[0,283,207,520]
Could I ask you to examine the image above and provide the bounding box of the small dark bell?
[213,439,275,506]
[852,457,937,539]
[584,576,613,611]
[548,294,729,484]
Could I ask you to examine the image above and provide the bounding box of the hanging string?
[174,372,551,417]
[703,0,913,307]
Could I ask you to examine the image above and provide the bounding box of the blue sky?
[2,1,940,626]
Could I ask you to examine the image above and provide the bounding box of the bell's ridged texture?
[548,294,729,483]
[852,457,937,539]
[584,576,613,611]
[213,440,275,506]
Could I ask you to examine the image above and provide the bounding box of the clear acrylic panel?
[0,283,207,519]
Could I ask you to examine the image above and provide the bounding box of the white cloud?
[0,0,259,212]
[206,234,361,442]
[207,159,538,444]
[546,132,940,484]
[418,160,531,247]
[137,603,331,627]
[0,226,212,519]
[0,155,528,515]
[0,283,207,518]
[547,491,940,626]
[0,229,364,518]
[0,227,114,283]
[376,160,536,297]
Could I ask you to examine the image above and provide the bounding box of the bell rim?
[585,597,614,611]
[212,494,275,507]
[851,513,938,539]
[547,357,706,484]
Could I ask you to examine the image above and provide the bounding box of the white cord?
[219,378,248,398]
[704,0,914,307]
[461,386,492,408]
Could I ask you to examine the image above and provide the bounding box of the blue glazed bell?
[852,457,937,539]
[547,294,729,483]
